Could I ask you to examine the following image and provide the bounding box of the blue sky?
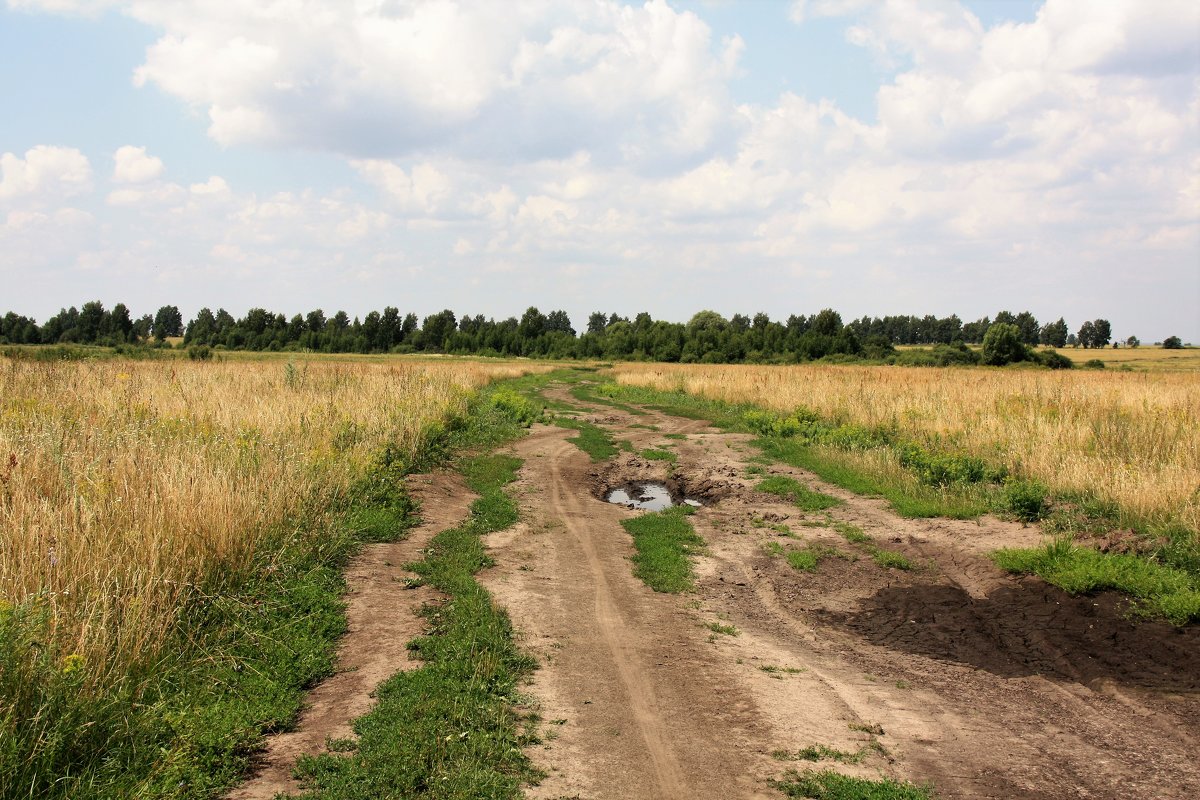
[2,0,1197,342]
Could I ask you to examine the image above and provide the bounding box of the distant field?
[614,362,1200,533]
[1047,346,1200,371]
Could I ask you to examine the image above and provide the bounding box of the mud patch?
[819,577,1200,690]
[604,480,702,511]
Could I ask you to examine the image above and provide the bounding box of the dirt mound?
[820,578,1200,690]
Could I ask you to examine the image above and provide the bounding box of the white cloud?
[0,145,92,201]
[112,145,165,183]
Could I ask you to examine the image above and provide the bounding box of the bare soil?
[227,471,475,800]
[479,386,1200,800]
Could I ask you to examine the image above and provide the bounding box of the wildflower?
[61,653,84,676]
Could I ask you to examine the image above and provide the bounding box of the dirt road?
[481,385,1200,799]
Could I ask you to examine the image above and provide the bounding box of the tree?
[981,323,1028,366]
[587,312,608,335]
[1125,335,1140,348]
[1039,318,1068,348]
[153,305,184,340]
[1163,335,1183,349]
[1014,311,1040,345]
[1077,320,1098,348]
[1092,319,1112,348]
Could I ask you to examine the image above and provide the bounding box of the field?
[2,356,1197,800]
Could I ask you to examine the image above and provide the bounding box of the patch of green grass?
[763,541,786,557]
[554,417,619,460]
[759,438,990,520]
[993,539,1200,625]
[663,432,687,440]
[706,621,740,636]
[786,549,821,571]
[569,382,650,415]
[641,448,677,463]
[770,770,935,800]
[756,475,841,512]
[831,522,913,571]
[872,550,915,571]
[833,521,870,544]
[293,451,541,798]
[620,506,705,593]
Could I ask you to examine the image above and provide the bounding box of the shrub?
[1034,350,1074,370]
[187,345,213,361]
[1162,336,1183,349]
[1003,479,1048,522]
[488,389,540,427]
[1083,359,1106,370]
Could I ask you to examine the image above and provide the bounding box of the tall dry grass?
[0,356,539,688]
[614,363,1200,531]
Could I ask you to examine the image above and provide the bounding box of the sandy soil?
[479,386,1200,800]
[227,471,475,800]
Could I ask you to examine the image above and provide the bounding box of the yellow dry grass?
[614,362,1200,531]
[0,356,541,686]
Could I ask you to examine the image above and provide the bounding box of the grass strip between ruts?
[620,506,705,593]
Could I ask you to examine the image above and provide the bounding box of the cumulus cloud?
[5,0,1198,338]
[0,145,92,201]
[16,0,739,168]
[112,145,164,183]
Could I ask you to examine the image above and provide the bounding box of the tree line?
[1,301,1170,364]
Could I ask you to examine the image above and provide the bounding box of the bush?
[897,443,1003,486]
[1083,359,1105,370]
[1162,336,1183,349]
[1034,350,1074,370]
[1003,479,1048,522]
[981,323,1030,366]
[488,389,540,427]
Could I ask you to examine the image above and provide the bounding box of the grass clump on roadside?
[993,539,1200,625]
[293,446,540,798]
[641,447,677,463]
[757,475,841,511]
[770,770,935,800]
[554,416,619,460]
[621,506,705,593]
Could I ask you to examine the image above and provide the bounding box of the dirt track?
[480,386,1200,799]
[231,382,1199,799]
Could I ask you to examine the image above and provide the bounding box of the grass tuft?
[621,506,705,593]
[756,475,841,512]
[770,769,935,799]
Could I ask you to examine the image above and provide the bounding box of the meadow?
[0,354,542,795]
[612,362,1200,535]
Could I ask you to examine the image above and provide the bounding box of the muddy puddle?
[604,481,703,511]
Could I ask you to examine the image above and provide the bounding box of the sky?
[1,0,1197,342]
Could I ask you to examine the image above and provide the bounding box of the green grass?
[620,506,705,593]
[553,416,619,460]
[832,522,914,571]
[292,450,541,798]
[756,475,841,511]
[993,539,1200,625]
[663,432,687,440]
[641,447,677,463]
[706,621,740,636]
[770,770,935,800]
[568,382,649,415]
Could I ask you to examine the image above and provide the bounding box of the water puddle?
[604,481,703,511]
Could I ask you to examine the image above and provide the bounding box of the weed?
[993,539,1200,625]
[641,448,677,463]
[621,506,705,593]
[770,770,935,799]
[757,475,841,512]
[706,622,740,636]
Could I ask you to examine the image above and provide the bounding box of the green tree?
[1162,335,1183,349]
[153,305,184,340]
[981,323,1028,366]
